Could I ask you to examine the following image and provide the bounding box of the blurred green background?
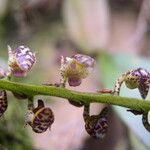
[0,0,150,150]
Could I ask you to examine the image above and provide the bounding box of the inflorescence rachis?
[0,45,150,138]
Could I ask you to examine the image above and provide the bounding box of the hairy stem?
[0,79,150,113]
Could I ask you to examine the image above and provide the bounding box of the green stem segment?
[0,79,150,113]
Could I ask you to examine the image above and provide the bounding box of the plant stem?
[0,79,150,113]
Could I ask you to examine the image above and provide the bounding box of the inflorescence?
[0,45,150,138]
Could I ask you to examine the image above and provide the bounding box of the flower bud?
[8,45,36,77]
[60,54,95,86]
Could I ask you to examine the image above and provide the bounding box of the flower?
[85,114,108,139]
[83,105,108,139]
[25,99,54,133]
[60,54,95,86]
[8,45,36,77]
[114,68,150,99]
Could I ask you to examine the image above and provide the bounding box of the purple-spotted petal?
[8,45,36,77]
[32,107,54,133]
[138,81,149,99]
[25,100,55,133]
[16,46,36,71]
[85,115,108,139]
[72,54,95,68]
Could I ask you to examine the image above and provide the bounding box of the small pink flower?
[8,45,36,77]
[60,54,95,86]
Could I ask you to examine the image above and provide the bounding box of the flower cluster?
[0,45,55,133]
[59,54,110,138]
[0,45,36,117]
[113,68,150,132]
[1,48,110,138]
[0,46,150,139]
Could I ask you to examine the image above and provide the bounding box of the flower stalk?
[0,79,150,113]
